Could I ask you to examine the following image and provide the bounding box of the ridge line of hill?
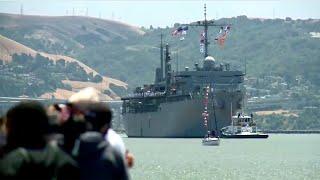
[0,34,128,99]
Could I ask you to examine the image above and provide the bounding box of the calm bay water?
[124,134,320,180]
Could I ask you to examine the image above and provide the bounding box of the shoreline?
[264,130,320,134]
[117,130,320,136]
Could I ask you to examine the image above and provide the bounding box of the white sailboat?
[202,133,220,146]
[202,85,220,146]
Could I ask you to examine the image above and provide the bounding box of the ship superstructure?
[121,5,245,137]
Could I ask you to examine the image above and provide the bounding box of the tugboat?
[221,113,269,138]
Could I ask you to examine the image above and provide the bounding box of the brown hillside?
[0,13,144,36]
[0,34,99,75]
[0,34,37,62]
[0,13,144,48]
[0,34,127,100]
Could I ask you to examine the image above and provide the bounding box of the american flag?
[215,25,231,47]
[172,26,188,36]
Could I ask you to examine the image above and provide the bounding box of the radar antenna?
[181,4,229,58]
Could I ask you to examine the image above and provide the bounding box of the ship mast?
[160,34,164,81]
[182,4,228,58]
[164,44,171,94]
[204,4,209,58]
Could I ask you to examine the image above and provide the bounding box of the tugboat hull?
[221,134,269,138]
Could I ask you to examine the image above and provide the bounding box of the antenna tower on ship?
[20,4,23,16]
[182,4,228,58]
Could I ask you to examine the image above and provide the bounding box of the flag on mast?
[172,26,189,36]
[202,85,210,127]
[200,31,205,44]
[215,25,231,47]
[200,31,205,53]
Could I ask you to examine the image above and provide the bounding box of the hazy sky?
[0,0,319,27]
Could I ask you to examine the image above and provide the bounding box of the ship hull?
[123,92,243,138]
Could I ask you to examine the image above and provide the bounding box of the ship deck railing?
[123,92,166,99]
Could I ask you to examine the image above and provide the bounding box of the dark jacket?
[0,143,80,180]
[74,131,129,180]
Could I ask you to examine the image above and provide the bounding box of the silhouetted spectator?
[106,128,126,158]
[69,87,134,168]
[59,103,87,155]
[72,102,129,180]
[0,101,79,180]
[0,116,6,151]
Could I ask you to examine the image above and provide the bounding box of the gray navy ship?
[121,5,245,137]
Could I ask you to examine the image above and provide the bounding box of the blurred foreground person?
[59,103,86,155]
[106,128,134,168]
[0,116,6,147]
[46,102,85,153]
[0,101,79,180]
[69,87,134,168]
[72,102,129,180]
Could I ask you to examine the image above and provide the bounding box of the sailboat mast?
[231,101,234,134]
[207,86,211,130]
[212,84,218,134]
